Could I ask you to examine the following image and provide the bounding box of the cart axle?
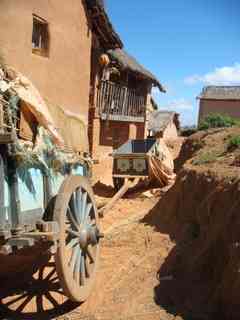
[68,225,103,249]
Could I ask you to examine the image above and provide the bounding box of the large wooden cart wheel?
[53,176,101,302]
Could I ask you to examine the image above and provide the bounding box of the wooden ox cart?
[112,138,158,190]
[0,79,102,303]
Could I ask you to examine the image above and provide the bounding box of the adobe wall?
[0,0,91,125]
[198,99,240,124]
[162,120,178,140]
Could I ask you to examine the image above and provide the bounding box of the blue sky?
[106,0,240,126]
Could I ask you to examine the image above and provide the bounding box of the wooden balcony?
[97,80,146,122]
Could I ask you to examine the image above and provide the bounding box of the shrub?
[192,152,219,165]
[228,135,240,151]
[181,126,197,137]
[199,114,238,131]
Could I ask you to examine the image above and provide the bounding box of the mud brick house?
[0,0,121,153]
[0,0,165,183]
[147,111,180,140]
[198,86,240,125]
[88,45,165,181]
[0,0,99,153]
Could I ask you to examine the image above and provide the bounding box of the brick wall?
[162,120,179,139]
[198,99,240,124]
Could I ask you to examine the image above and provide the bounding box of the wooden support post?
[98,178,139,217]
[0,102,4,134]
[8,162,22,231]
[43,174,53,209]
[0,153,5,227]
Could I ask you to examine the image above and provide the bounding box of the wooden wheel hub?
[71,224,99,249]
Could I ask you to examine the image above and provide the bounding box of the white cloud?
[152,86,160,98]
[184,63,240,85]
[159,98,197,127]
[162,98,194,112]
[152,88,197,126]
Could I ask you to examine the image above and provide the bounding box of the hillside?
[144,127,240,319]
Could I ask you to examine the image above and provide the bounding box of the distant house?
[148,111,180,139]
[198,86,240,125]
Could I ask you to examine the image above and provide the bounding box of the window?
[32,15,49,57]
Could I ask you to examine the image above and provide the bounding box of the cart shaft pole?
[0,153,5,226]
[99,178,138,217]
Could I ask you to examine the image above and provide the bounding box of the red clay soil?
[1,131,240,320]
[143,127,240,319]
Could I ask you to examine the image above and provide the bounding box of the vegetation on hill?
[199,113,239,131]
[228,135,240,151]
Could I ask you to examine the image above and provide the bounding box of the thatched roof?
[150,97,158,110]
[107,49,166,92]
[85,0,123,49]
[198,86,240,100]
[148,111,179,133]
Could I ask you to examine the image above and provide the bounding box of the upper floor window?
[32,15,49,57]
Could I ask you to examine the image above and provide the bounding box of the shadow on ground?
[140,187,218,320]
[93,179,158,200]
[93,182,115,198]
[0,254,79,320]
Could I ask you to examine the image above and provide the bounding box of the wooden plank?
[98,80,147,121]
[19,102,38,141]
[0,132,15,144]
[99,178,139,216]
[0,154,5,226]
[0,102,4,134]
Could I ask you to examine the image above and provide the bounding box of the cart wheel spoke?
[66,237,79,250]
[75,188,82,221]
[67,207,79,231]
[69,246,79,271]
[81,191,87,223]
[67,228,79,238]
[80,253,85,286]
[84,253,90,278]
[73,249,82,281]
[54,176,100,302]
[84,203,93,224]
[86,247,94,264]
[70,194,80,225]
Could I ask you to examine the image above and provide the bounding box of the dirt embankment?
[144,127,240,319]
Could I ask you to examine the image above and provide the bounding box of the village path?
[55,186,182,320]
[0,140,187,320]
[0,185,181,320]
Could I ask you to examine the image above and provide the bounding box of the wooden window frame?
[32,14,50,57]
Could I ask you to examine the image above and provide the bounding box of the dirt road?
[58,192,178,320]
[0,187,182,320]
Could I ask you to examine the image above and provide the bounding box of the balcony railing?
[97,80,146,122]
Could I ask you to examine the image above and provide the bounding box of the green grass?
[199,113,239,131]
[192,152,219,165]
[227,135,240,151]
